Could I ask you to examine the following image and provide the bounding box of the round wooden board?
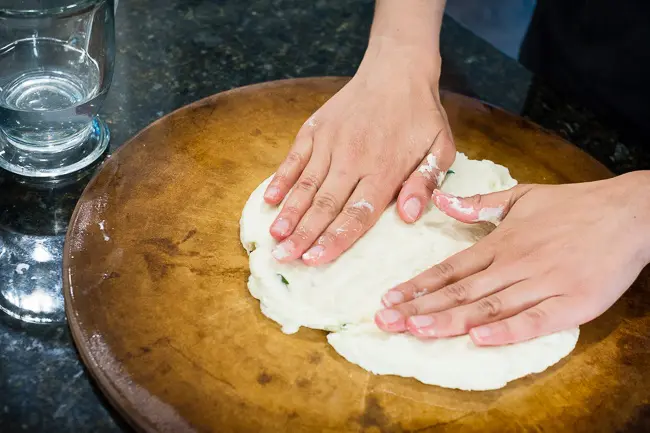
[64,77,650,433]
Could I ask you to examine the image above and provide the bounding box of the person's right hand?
[264,37,456,266]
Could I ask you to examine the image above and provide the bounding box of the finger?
[380,243,494,308]
[375,245,494,333]
[264,126,314,205]
[405,279,552,339]
[390,266,525,317]
[469,295,583,346]
[432,184,534,225]
[397,129,455,223]
[271,171,357,261]
[301,176,393,266]
[269,148,330,247]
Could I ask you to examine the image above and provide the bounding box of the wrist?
[615,171,650,264]
[361,0,445,90]
[360,36,442,90]
[369,0,445,51]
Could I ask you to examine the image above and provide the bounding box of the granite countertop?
[0,0,643,432]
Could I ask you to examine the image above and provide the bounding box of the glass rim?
[0,0,106,17]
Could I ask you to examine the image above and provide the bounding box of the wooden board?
[64,77,650,433]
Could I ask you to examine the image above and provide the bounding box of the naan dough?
[240,152,579,391]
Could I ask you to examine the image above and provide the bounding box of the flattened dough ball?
[240,152,579,391]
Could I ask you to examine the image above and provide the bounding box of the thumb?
[397,128,456,224]
[431,184,533,224]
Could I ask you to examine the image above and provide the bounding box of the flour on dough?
[239,152,579,391]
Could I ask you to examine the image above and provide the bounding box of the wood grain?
[64,77,650,433]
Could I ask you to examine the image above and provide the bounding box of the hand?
[264,38,455,266]
[374,172,650,346]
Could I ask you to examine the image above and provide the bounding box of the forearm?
[370,0,445,53]
[361,0,446,85]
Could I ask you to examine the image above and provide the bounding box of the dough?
[240,152,579,391]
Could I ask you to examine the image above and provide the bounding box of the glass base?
[0,116,110,178]
[0,232,65,324]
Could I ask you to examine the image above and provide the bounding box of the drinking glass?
[0,0,115,178]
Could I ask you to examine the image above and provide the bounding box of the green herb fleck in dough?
[447,169,455,175]
[279,274,289,285]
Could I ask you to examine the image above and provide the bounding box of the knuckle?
[284,151,304,167]
[312,192,339,216]
[441,282,469,305]
[493,228,517,252]
[439,135,454,151]
[523,307,547,331]
[272,173,287,186]
[300,118,316,131]
[396,301,420,317]
[398,281,420,297]
[467,194,483,208]
[477,295,502,318]
[296,173,320,193]
[345,135,365,159]
[431,261,455,282]
[342,204,373,228]
[318,230,337,245]
[291,226,311,242]
[281,205,301,217]
[373,150,388,168]
[412,169,437,190]
[338,169,351,178]
[494,320,513,340]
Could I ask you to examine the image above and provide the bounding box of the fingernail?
[272,218,290,236]
[376,309,403,326]
[472,326,492,339]
[409,315,435,328]
[272,240,294,260]
[403,197,422,222]
[265,186,280,200]
[408,316,437,337]
[382,291,404,307]
[302,245,325,261]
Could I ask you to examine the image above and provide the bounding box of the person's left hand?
[374,171,650,346]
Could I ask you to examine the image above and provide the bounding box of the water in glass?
[0,38,106,149]
[0,0,115,177]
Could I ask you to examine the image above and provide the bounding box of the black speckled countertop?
[0,0,645,432]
